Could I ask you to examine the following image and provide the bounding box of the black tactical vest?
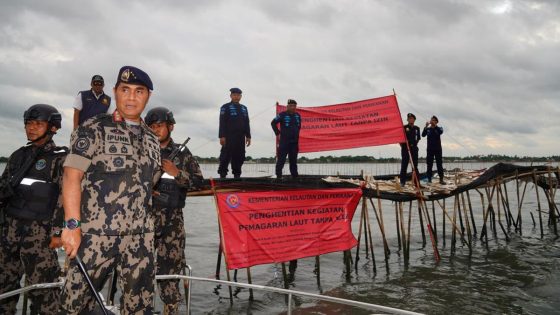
[6,148,65,220]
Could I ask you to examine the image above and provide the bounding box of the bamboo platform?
[190,163,559,278]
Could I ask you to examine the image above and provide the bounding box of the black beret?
[230,87,242,94]
[407,113,416,119]
[287,99,297,105]
[117,66,153,90]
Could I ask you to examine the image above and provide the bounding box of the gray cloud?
[0,0,559,158]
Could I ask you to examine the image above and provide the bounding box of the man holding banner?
[271,99,301,179]
[399,113,421,186]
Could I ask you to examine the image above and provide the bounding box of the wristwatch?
[63,218,81,230]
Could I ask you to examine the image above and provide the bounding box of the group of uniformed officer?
[0,66,207,315]
[399,113,446,186]
[0,62,304,313]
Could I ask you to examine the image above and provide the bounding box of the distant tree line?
[1,154,558,164]
[191,154,560,164]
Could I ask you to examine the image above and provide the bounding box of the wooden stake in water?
[418,200,426,248]
[364,199,377,274]
[395,202,402,251]
[533,171,544,238]
[466,191,477,236]
[374,186,391,257]
[355,197,366,269]
[369,198,389,260]
[399,202,407,263]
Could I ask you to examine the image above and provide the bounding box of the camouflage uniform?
[0,140,66,315]
[153,139,203,311]
[60,113,161,314]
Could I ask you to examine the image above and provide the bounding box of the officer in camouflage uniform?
[0,104,66,315]
[145,107,203,315]
[60,66,161,314]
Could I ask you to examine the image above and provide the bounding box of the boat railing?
[0,267,423,315]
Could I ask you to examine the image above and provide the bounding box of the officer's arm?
[49,154,66,248]
[245,108,251,139]
[416,127,421,142]
[73,109,80,130]
[271,117,280,136]
[61,167,84,258]
[421,127,428,137]
[437,126,444,135]
[218,106,226,139]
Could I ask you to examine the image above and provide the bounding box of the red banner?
[216,188,362,270]
[277,95,405,153]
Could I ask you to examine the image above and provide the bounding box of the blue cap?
[91,75,104,83]
[230,87,242,94]
[117,66,153,90]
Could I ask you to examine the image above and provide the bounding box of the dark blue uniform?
[399,124,421,186]
[77,89,111,125]
[422,125,444,182]
[218,102,251,178]
[271,111,301,178]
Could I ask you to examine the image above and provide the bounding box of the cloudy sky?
[0,0,558,159]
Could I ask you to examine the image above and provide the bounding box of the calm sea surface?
[2,162,559,314]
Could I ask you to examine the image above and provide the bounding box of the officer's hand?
[425,122,429,127]
[246,138,251,147]
[219,137,226,146]
[49,236,63,249]
[162,159,180,177]
[61,228,81,259]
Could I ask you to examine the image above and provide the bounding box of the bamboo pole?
[398,202,407,257]
[395,202,402,251]
[460,193,472,249]
[418,200,426,248]
[246,268,254,301]
[451,196,458,253]
[547,167,558,236]
[456,194,465,237]
[210,179,234,304]
[466,191,477,236]
[354,197,366,269]
[369,198,390,259]
[376,184,390,257]
[431,200,438,244]
[281,263,289,289]
[364,199,377,273]
[533,171,544,238]
[407,201,413,264]
[502,180,514,229]
[315,256,321,287]
[363,207,370,259]
[442,198,446,247]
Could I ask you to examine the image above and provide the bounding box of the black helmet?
[144,107,176,125]
[23,104,62,129]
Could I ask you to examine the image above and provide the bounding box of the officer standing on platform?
[218,87,251,178]
[73,74,112,129]
[145,107,203,315]
[422,115,446,184]
[60,66,161,314]
[271,99,301,179]
[0,104,67,314]
[399,113,421,186]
